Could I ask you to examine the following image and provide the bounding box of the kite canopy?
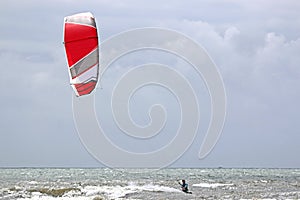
[63,12,99,96]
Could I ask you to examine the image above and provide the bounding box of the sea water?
[0,168,299,199]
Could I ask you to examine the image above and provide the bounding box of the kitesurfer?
[178,179,189,193]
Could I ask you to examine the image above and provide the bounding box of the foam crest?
[193,183,234,188]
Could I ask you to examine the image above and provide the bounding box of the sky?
[0,0,300,168]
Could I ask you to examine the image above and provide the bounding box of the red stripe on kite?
[64,23,98,67]
[74,81,97,96]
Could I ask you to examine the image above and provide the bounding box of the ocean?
[0,168,299,199]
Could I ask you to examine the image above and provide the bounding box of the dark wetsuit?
[181,182,188,193]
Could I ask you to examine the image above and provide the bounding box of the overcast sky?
[0,0,299,168]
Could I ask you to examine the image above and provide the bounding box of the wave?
[2,183,180,200]
[2,186,83,200]
[83,183,181,199]
[193,182,234,188]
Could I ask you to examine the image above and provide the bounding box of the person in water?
[179,179,189,193]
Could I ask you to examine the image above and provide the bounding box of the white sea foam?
[193,182,234,188]
[82,185,134,199]
[28,181,38,185]
[82,183,181,199]
[137,184,180,193]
